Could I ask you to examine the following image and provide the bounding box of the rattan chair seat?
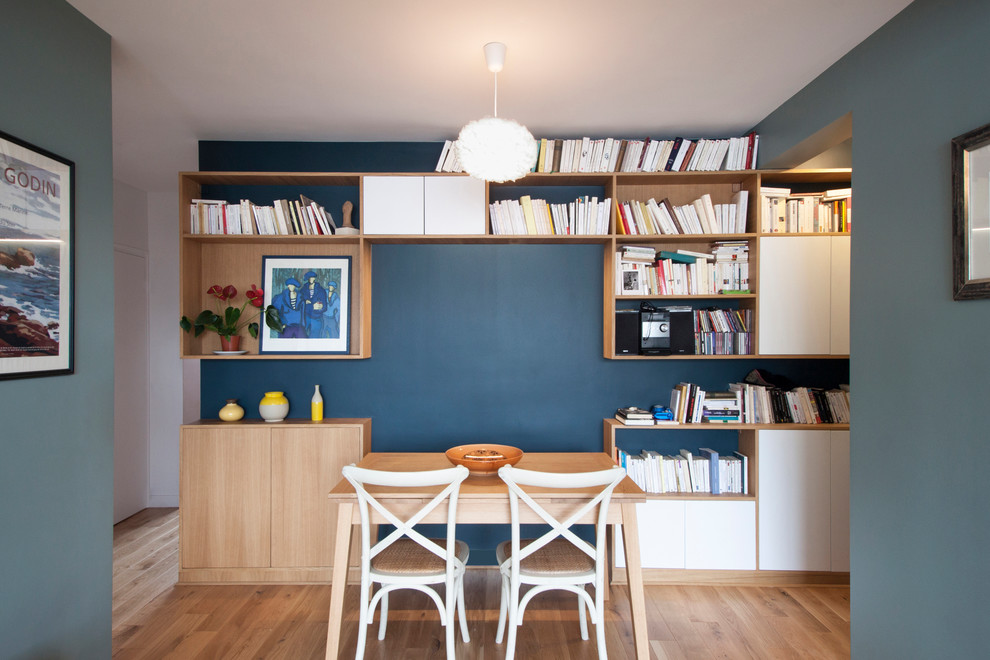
[372,538,469,576]
[497,538,595,577]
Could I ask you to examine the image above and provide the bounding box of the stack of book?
[616,191,749,236]
[615,406,655,426]
[760,187,851,233]
[489,195,611,235]
[189,195,337,236]
[617,447,748,494]
[712,240,750,293]
[615,242,749,297]
[700,391,742,422]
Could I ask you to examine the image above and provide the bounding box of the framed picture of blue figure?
[259,255,350,354]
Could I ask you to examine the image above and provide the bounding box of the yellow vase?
[259,391,289,422]
[218,398,244,422]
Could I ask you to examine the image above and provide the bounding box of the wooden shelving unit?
[179,167,850,361]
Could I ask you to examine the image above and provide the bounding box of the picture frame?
[0,130,74,379]
[259,255,350,354]
[951,122,990,300]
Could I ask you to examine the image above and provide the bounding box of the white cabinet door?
[685,501,756,569]
[830,431,851,572]
[758,430,832,571]
[424,176,486,235]
[362,176,425,234]
[830,236,851,355]
[614,500,685,569]
[615,500,756,570]
[758,236,832,355]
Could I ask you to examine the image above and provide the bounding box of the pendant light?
[455,42,538,183]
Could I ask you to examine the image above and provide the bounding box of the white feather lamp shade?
[455,117,538,183]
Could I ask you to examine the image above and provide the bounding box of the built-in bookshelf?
[178,162,851,585]
[178,167,850,361]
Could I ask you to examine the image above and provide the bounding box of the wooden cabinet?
[179,418,371,584]
[179,427,271,569]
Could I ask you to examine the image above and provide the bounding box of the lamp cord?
[492,71,499,118]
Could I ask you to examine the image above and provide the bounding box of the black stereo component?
[614,309,640,355]
[639,303,670,354]
[668,308,695,355]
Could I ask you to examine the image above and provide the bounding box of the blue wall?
[0,1,113,656]
[199,142,848,559]
[756,0,990,657]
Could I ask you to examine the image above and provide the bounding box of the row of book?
[667,382,850,425]
[616,243,750,296]
[489,195,611,236]
[732,382,851,425]
[533,134,759,173]
[615,381,849,426]
[760,187,851,233]
[618,447,749,495]
[435,133,760,175]
[189,196,337,236]
[616,191,749,236]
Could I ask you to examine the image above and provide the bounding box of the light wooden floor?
[113,508,850,659]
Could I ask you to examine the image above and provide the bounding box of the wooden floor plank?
[113,508,850,659]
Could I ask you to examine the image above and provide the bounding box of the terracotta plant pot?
[219,335,241,352]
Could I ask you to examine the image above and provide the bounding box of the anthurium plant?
[180,284,283,340]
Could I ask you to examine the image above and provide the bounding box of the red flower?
[207,284,237,301]
[246,284,264,308]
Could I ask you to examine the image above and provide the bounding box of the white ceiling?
[66,0,912,192]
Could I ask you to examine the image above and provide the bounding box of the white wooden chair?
[494,464,627,660]
[341,464,471,660]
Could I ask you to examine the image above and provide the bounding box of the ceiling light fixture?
[456,42,538,183]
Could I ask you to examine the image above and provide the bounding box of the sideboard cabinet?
[178,418,371,583]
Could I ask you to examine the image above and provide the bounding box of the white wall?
[147,190,198,507]
[114,180,150,522]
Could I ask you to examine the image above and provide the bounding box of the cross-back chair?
[495,463,627,660]
[341,463,471,660]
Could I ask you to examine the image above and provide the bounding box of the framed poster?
[952,122,990,299]
[259,255,350,354]
[0,130,74,379]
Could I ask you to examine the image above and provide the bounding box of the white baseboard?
[149,494,179,508]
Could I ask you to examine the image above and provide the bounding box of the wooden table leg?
[325,502,354,660]
[621,502,649,660]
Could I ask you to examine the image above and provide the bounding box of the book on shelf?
[698,448,720,494]
[435,140,453,172]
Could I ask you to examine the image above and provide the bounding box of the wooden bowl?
[445,444,523,476]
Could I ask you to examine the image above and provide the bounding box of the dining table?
[323,451,649,659]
